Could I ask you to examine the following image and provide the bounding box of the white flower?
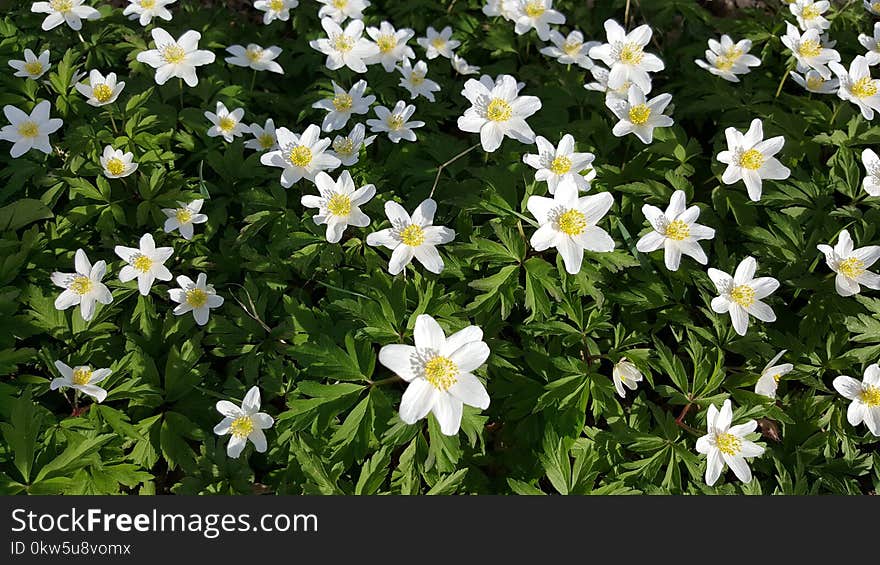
[398,60,441,102]
[589,19,664,93]
[100,145,138,178]
[311,80,375,132]
[378,314,490,436]
[717,118,790,202]
[253,0,298,24]
[636,190,715,271]
[317,0,369,23]
[245,118,278,151]
[114,233,173,296]
[365,21,415,72]
[417,26,460,60]
[136,28,215,87]
[310,17,378,73]
[123,0,176,26]
[169,273,223,326]
[612,359,643,399]
[583,65,645,102]
[51,249,113,322]
[694,35,761,82]
[522,134,595,194]
[817,229,880,297]
[366,100,424,143]
[214,386,274,458]
[526,177,614,274]
[829,56,880,120]
[301,171,374,243]
[451,54,480,75]
[780,23,839,79]
[260,124,340,187]
[858,22,880,66]
[51,361,111,403]
[510,0,565,41]
[790,0,829,32]
[696,399,764,486]
[31,0,100,31]
[224,44,283,73]
[540,30,597,69]
[755,350,794,399]
[789,69,838,94]
[867,0,880,16]
[162,199,207,240]
[0,101,63,158]
[9,49,50,80]
[483,0,515,19]
[457,74,541,152]
[833,364,880,436]
[366,198,455,275]
[205,101,249,143]
[75,70,125,107]
[708,256,779,336]
[329,122,375,166]
[863,148,880,196]
[607,85,673,144]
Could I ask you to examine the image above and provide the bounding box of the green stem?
[250,69,257,94]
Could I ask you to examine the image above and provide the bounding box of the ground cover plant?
[1,0,879,495]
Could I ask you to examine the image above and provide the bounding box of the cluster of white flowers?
[8,0,880,472]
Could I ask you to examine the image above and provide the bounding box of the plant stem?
[429,143,481,198]
[250,69,257,94]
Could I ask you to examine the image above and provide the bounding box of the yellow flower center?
[72,367,92,385]
[431,37,446,49]
[132,254,153,273]
[24,61,43,76]
[246,47,263,62]
[69,275,94,295]
[861,385,880,407]
[186,288,208,308]
[333,137,355,155]
[377,34,397,54]
[424,356,459,391]
[106,157,126,176]
[51,0,73,11]
[619,43,644,65]
[269,0,284,10]
[715,432,742,456]
[326,193,352,216]
[92,83,114,103]
[562,40,582,56]
[17,122,39,138]
[410,71,426,86]
[729,284,756,308]
[289,145,313,167]
[738,149,764,170]
[259,133,275,149]
[140,0,156,8]
[838,257,865,279]
[851,77,878,98]
[333,0,348,7]
[332,93,353,111]
[524,0,545,17]
[628,104,652,125]
[387,114,405,130]
[557,209,588,236]
[162,44,186,64]
[332,34,354,53]
[218,116,236,132]
[797,39,821,58]
[801,4,820,19]
[486,98,513,122]
[664,219,690,241]
[806,75,825,90]
[399,224,425,246]
[230,415,254,437]
[176,208,192,223]
[549,155,572,175]
[773,372,783,383]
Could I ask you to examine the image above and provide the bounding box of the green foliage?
[1,0,879,495]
